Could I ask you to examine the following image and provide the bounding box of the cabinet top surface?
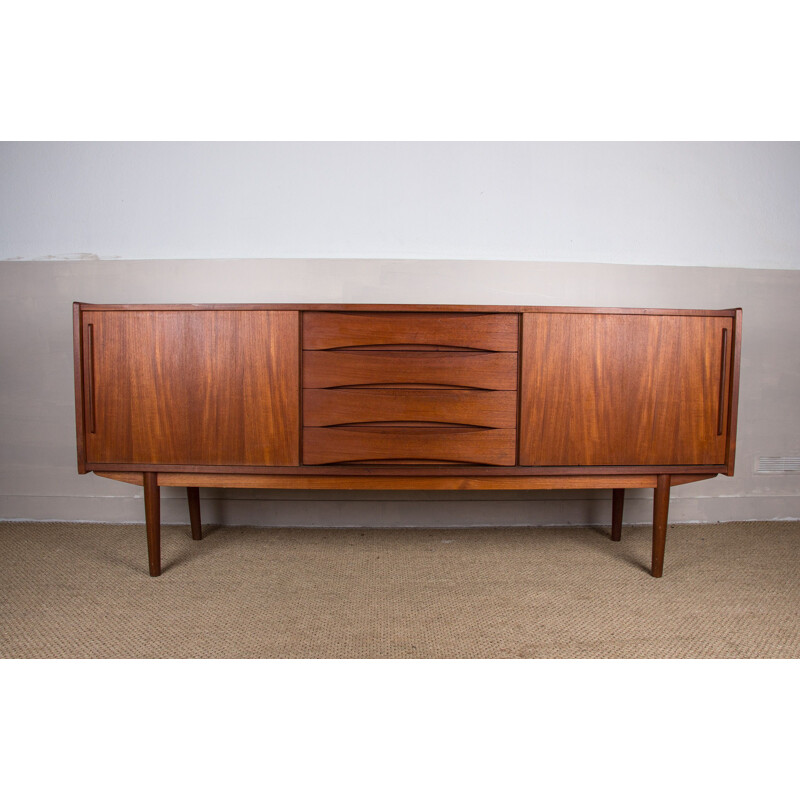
[75,302,741,316]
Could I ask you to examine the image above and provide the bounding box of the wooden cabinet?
[73,303,742,579]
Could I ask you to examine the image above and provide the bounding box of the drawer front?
[303,388,517,428]
[303,312,519,351]
[303,351,518,390]
[303,427,517,465]
[301,311,519,467]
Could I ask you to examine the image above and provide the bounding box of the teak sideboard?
[73,303,742,578]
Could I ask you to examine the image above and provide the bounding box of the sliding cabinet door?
[519,312,733,467]
[82,310,299,466]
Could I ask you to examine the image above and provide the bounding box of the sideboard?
[73,303,742,577]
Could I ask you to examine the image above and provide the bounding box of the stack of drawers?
[301,312,519,465]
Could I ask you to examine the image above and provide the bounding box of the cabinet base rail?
[129,471,683,578]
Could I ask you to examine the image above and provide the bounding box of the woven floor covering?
[1,520,798,658]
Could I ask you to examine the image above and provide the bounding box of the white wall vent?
[756,456,800,473]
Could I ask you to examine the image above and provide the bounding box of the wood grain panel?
[94,471,663,490]
[88,463,720,476]
[73,303,88,473]
[724,308,743,475]
[303,388,517,428]
[84,310,300,466]
[303,427,516,465]
[303,312,519,351]
[519,313,732,466]
[80,302,739,316]
[303,351,518,390]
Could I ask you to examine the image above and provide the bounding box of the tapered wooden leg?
[143,472,161,577]
[187,486,202,540]
[611,488,624,541]
[651,474,671,578]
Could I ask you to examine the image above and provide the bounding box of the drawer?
[303,388,517,428]
[302,351,518,390]
[303,427,517,465]
[303,312,519,351]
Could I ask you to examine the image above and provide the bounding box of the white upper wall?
[1,142,799,268]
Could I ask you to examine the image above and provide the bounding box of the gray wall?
[1,258,798,526]
[1,142,799,526]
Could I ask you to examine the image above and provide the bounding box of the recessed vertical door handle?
[85,322,96,434]
[717,327,728,436]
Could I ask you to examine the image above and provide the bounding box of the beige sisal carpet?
[1,520,798,659]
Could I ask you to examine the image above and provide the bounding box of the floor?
[1,520,798,658]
